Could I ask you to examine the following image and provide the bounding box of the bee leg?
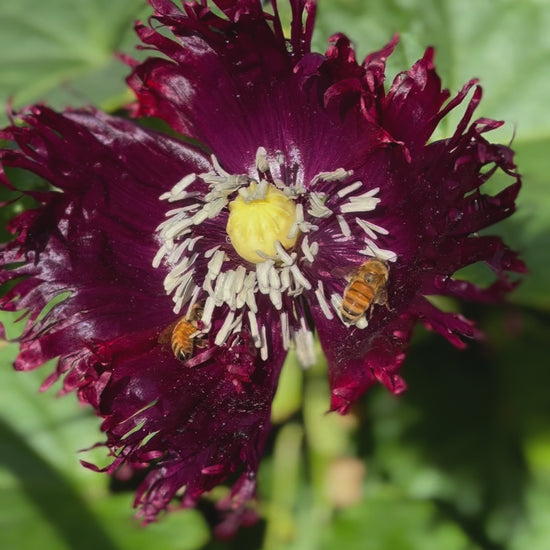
[195,337,208,350]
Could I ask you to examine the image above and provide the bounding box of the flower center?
[226,181,299,264]
[154,147,398,366]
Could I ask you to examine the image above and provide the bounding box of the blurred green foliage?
[1,1,549,549]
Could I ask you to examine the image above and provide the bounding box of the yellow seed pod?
[226,182,298,264]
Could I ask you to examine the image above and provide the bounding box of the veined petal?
[91,324,286,527]
[0,106,210,389]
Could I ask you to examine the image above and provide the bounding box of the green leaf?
[322,484,479,550]
[0,0,149,125]
[0,339,209,550]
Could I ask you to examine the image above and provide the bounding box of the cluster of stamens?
[154,147,397,366]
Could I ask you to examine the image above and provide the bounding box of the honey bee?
[341,259,389,324]
[160,305,204,362]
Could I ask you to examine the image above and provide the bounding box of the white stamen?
[164,254,197,293]
[336,214,351,237]
[269,267,281,290]
[311,168,353,185]
[293,319,316,367]
[290,264,312,290]
[359,238,398,262]
[280,311,290,350]
[340,187,381,214]
[164,203,201,216]
[244,271,257,289]
[309,241,319,257]
[237,271,256,310]
[202,276,214,296]
[301,235,315,263]
[255,147,269,173]
[204,245,221,259]
[173,295,184,315]
[211,155,230,178]
[308,192,332,218]
[337,181,362,198]
[201,296,216,329]
[215,311,236,346]
[269,288,283,310]
[174,270,195,298]
[355,218,380,240]
[315,281,334,320]
[191,209,209,226]
[162,218,193,240]
[203,197,226,218]
[260,325,268,361]
[185,286,201,319]
[248,310,261,347]
[233,315,243,335]
[159,173,196,201]
[256,260,275,294]
[279,266,291,292]
[152,245,167,268]
[355,316,369,329]
[236,287,247,310]
[340,196,381,214]
[233,265,247,294]
[222,269,237,309]
[168,241,189,266]
[207,250,226,280]
[188,235,203,251]
[330,292,343,312]
[275,241,293,265]
[273,178,286,190]
[298,221,318,233]
[245,287,258,314]
[356,218,389,238]
[287,203,303,240]
[213,272,227,305]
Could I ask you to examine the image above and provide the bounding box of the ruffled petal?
[382,47,451,151]
[0,106,210,391]
[92,322,285,528]
[128,1,313,152]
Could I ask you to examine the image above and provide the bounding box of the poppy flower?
[0,0,524,534]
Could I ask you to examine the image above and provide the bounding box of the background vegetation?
[1,1,549,548]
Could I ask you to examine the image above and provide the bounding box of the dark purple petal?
[92,321,285,529]
[127,0,394,175]
[313,303,412,413]
[381,48,451,151]
[127,0,313,151]
[1,107,210,391]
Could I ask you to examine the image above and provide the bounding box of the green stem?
[262,422,304,550]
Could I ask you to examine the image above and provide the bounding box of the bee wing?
[158,320,178,345]
[373,285,388,305]
[331,265,357,281]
